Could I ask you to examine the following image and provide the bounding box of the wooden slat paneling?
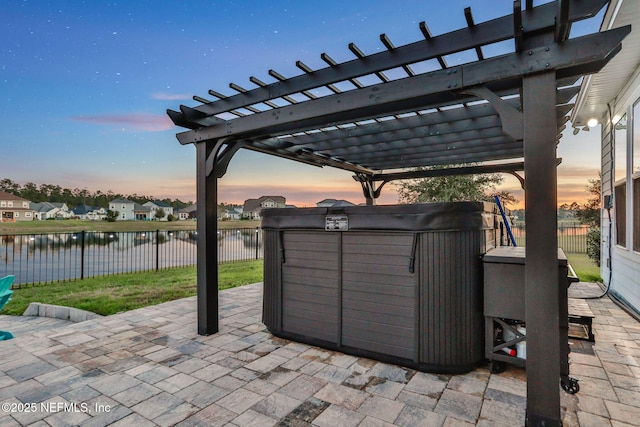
[282,231,340,344]
[341,232,416,359]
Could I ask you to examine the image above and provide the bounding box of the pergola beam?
[359,161,525,183]
[176,27,628,145]
[169,0,607,122]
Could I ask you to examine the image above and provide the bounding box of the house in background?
[109,197,135,220]
[242,196,286,220]
[222,206,243,220]
[72,205,107,221]
[572,0,640,317]
[143,200,174,221]
[316,199,356,208]
[31,202,72,220]
[0,191,34,222]
[133,204,152,221]
[178,204,197,220]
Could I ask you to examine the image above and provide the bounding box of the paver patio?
[1,281,639,426]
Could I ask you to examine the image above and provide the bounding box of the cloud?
[70,113,174,132]
[151,92,193,101]
[557,165,601,180]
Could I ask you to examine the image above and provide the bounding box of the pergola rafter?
[167,1,629,425]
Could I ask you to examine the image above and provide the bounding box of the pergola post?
[196,141,219,335]
[523,71,561,426]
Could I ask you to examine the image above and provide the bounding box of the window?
[634,101,640,174]
[635,178,640,252]
[634,101,640,252]
[7,202,12,207]
[25,212,32,218]
[0,201,5,207]
[615,114,627,183]
[15,212,19,218]
[615,183,626,247]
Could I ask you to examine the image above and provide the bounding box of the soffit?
[573,0,640,125]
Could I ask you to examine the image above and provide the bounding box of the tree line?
[0,178,193,210]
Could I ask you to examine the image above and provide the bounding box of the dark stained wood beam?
[175,27,629,145]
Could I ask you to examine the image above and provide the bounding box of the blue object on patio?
[0,275,15,340]
[494,195,517,247]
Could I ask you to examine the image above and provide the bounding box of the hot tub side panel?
[262,202,502,373]
[280,231,340,344]
[420,230,485,372]
[341,232,417,360]
[262,230,282,334]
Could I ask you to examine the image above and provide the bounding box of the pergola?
[168,1,629,425]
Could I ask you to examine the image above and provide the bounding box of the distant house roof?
[110,197,134,204]
[243,196,286,213]
[31,202,58,213]
[0,191,28,202]
[147,200,172,208]
[72,204,96,215]
[316,199,356,207]
[261,196,285,204]
[243,199,261,212]
[134,203,151,212]
[178,204,197,213]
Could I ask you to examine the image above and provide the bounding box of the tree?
[0,178,20,194]
[575,175,601,227]
[395,165,518,207]
[575,174,602,266]
[154,207,166,220]
[105,210,119,222]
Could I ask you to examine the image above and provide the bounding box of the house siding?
[0,191,34,222]
[109,198,136,221]
[601,69,640,316]
[601,119,613,287]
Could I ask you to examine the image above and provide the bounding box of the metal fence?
[510,225,590,253]
[1,225,588,287]
[0,228,263,287]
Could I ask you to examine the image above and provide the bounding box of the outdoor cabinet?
[262,202,503,373]
[482,246,579,393]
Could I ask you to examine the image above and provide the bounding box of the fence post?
[255,227,259,260]
[80,230,85,280]
[156,229,160,271]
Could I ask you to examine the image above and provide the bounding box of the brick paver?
[0,282,639,426]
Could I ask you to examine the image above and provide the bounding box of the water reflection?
[1,228,262,285]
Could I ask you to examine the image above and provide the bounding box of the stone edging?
[22,302,103,322]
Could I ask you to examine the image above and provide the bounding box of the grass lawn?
[565,252,602,283]
[0,219,260,234]
[1,260,263,316]
[0,249,601,318]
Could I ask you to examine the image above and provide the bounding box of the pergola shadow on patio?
[167,1,629,425]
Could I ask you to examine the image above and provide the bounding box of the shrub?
[586,226,601,267]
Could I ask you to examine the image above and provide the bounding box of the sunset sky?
[1,0,604,209]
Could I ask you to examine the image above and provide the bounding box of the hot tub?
[261,202,504,373]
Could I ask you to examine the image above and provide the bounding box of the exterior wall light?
[587,118,598,128]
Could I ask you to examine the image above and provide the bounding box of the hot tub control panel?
[325,215,348,231]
